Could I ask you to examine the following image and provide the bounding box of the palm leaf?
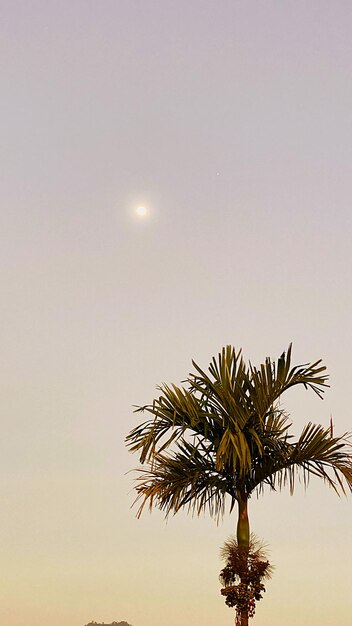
[132,440,231,520]
[251,423,352,495]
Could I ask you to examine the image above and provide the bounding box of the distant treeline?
[85,622,132,626]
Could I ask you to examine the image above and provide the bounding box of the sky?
[1,1,352,625]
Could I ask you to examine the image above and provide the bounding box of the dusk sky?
[1,2,352,625]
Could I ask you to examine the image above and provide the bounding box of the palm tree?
[126,345,352,625]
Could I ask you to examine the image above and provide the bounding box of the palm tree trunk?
[237,496,250,626]
[237,495,250,547]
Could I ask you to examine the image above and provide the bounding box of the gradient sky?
[1,2,352,625]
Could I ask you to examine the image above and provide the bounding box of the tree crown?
[126,345,352,519]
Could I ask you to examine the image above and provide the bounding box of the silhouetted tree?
[126,345,352,625]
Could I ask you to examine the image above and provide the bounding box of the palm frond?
[252,423,352,496]
[132,439,232,521]
[247,344,329,420]
[126,383,217,463]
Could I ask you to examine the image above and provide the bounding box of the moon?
[136,206,148,217]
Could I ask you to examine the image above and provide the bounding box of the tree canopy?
[126,344,352,521]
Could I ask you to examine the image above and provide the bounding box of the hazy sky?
[1,2,352,625]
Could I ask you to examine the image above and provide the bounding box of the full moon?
[136,206,148,217]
